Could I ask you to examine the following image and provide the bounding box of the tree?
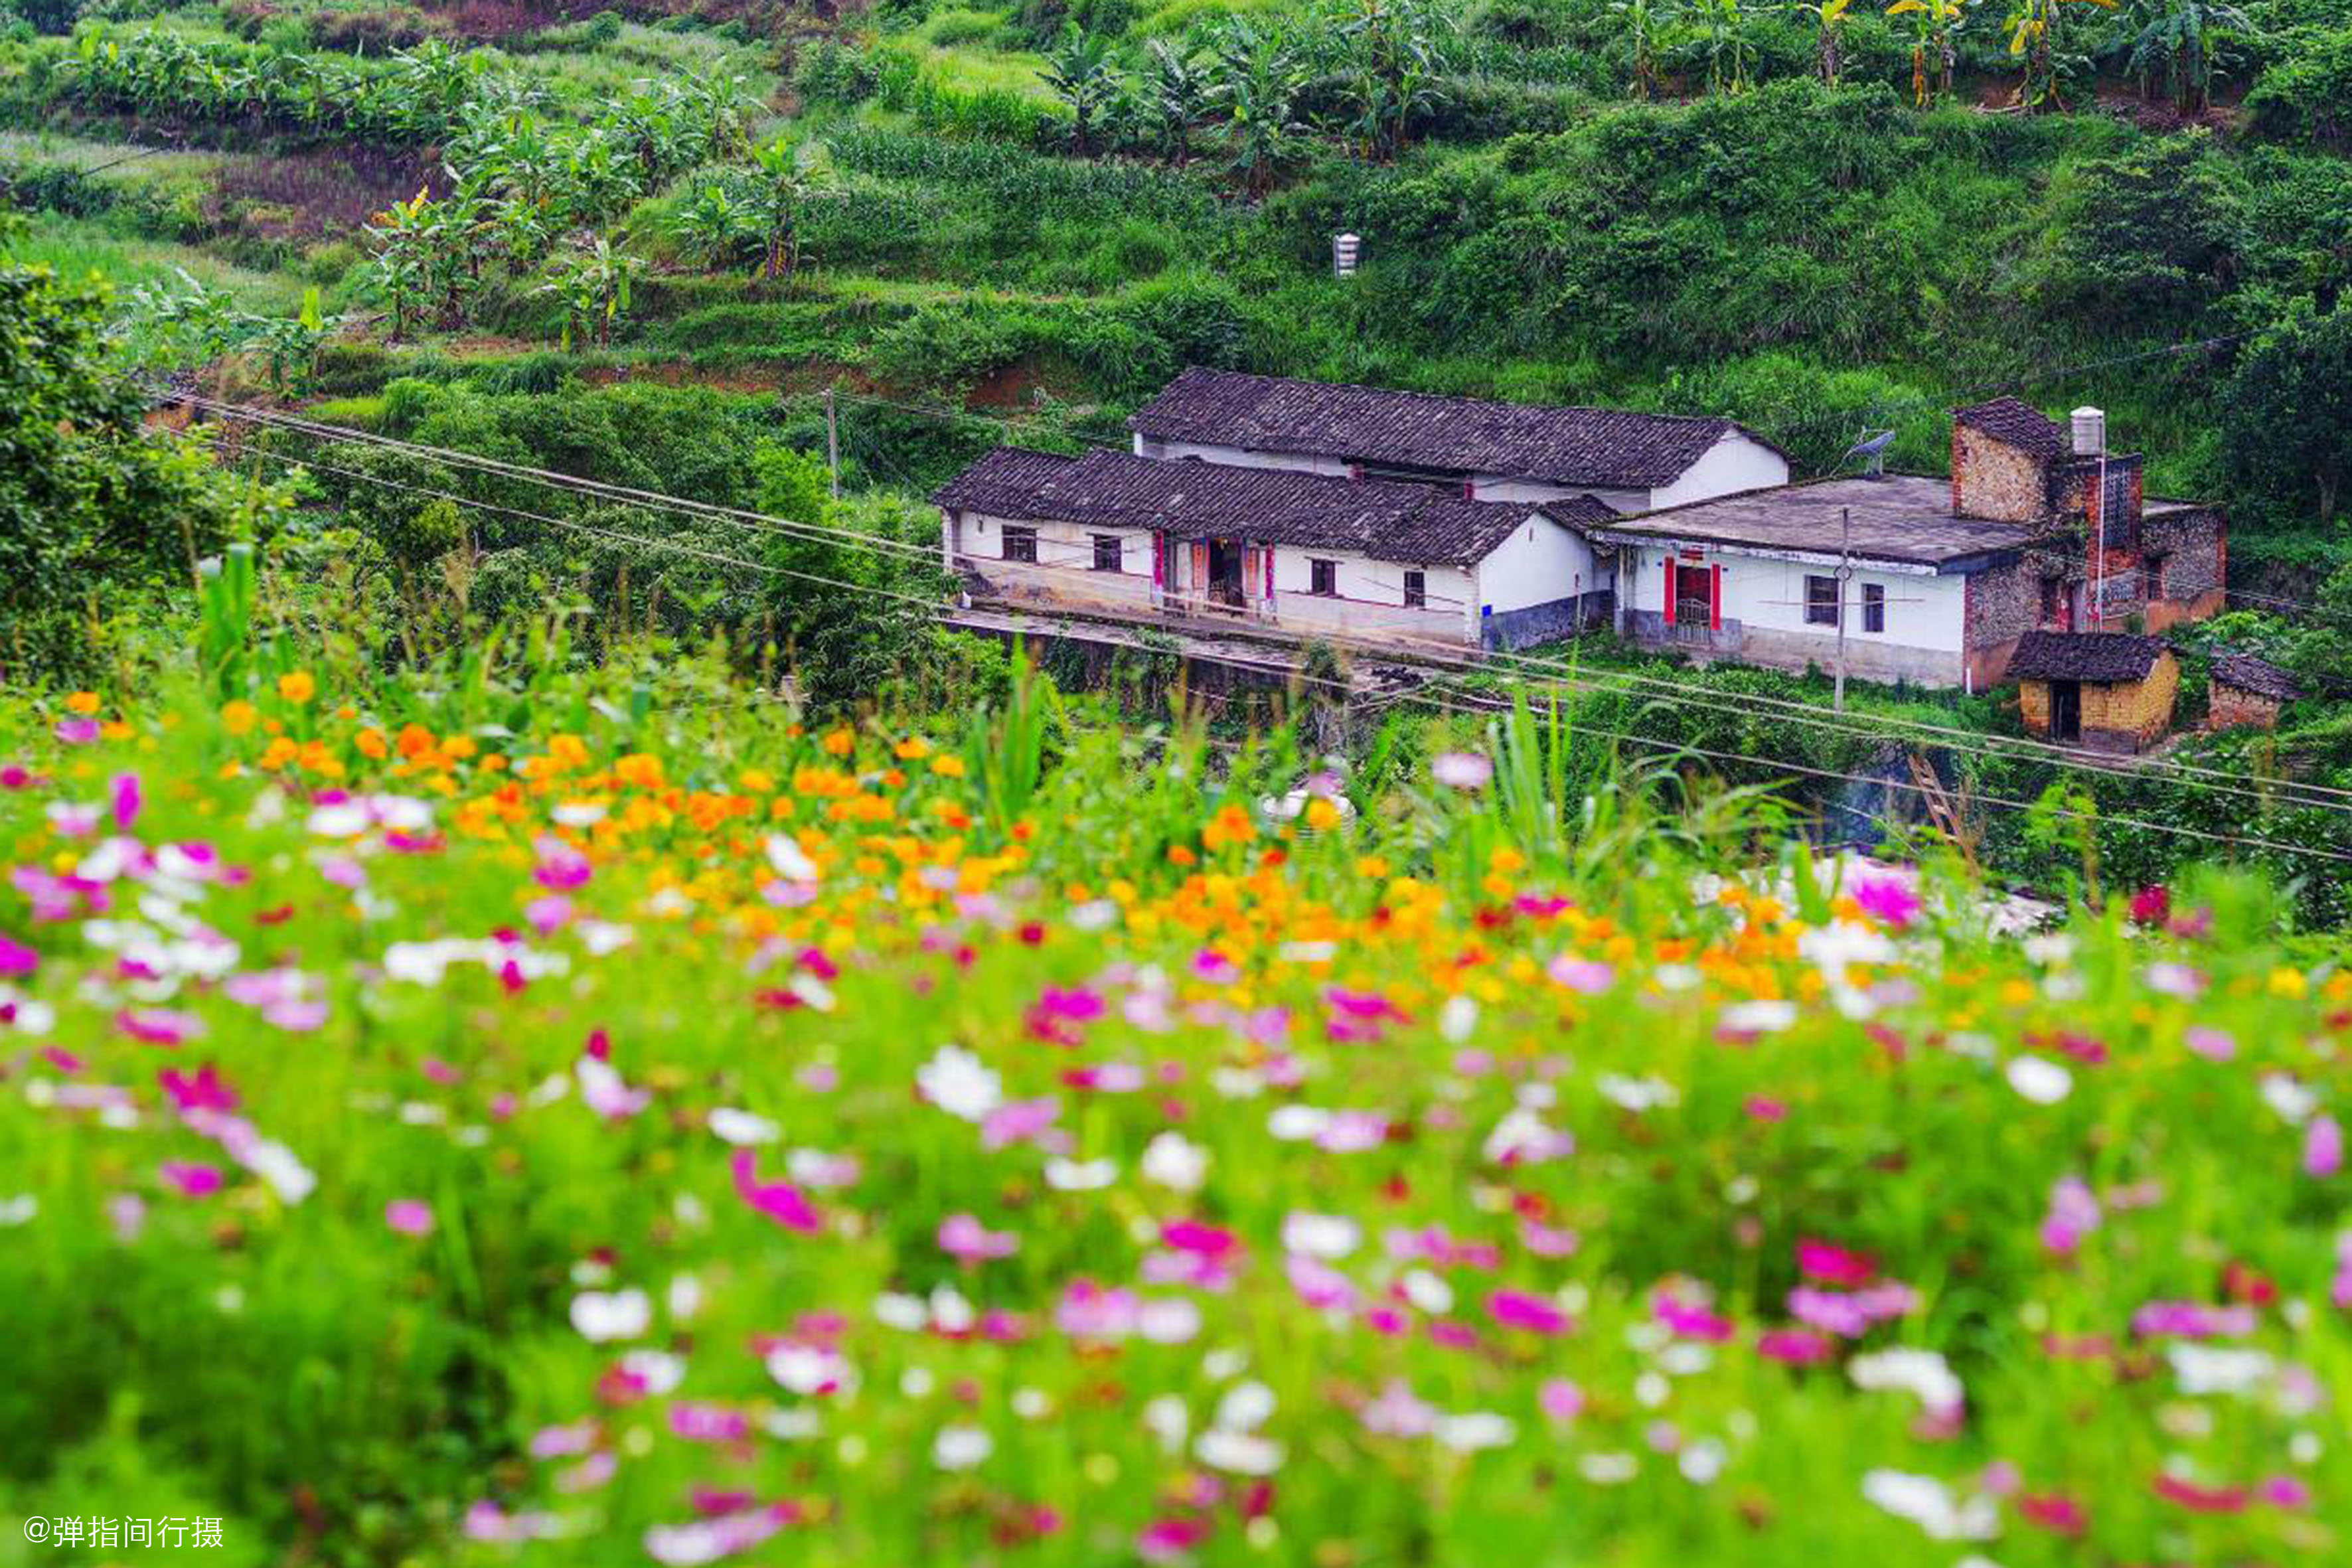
[2224,301,2352,528]
[1210,22,1306,198]
[1798,0,1853,84]
[1045,25,1121,155]
[364,188,441,343]
[742,139,835,286]
[1608,0,1678,100]
[2003,0,2116,108]
[1142,39,1210,165]
[1688,0,1761,96]
[2122,0,2253,114]
[0,248,287,681]
[1888,0,1972,106]
[1332,0,1452,161]
[672,184,747,273]
[535,233,639,351]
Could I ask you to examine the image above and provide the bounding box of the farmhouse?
[1593,400,2228,690]
[1127,366,1790,510]
[933,447,1614,649]
[2208,652,2301,732]
[2011,631,2179,753]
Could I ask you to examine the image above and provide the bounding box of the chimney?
[2071,407,2106,458]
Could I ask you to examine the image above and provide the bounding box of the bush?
[868,301,1024,390]
[2243,27,2352,150]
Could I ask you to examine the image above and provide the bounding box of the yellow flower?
[2268,967,2308,999]
[894,737,933,761]
[929,755,967,779]
[277,672,316,704]
[355,728,388,760]
[614,753,665,791]
[823,729,856,758]
[1304,797,1340,831]
[66,692,102,716]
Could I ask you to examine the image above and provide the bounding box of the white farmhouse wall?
[1473,516,1605,616]
[1622,544,1970,684]
[1269,546,1474,643]
[951,510,1157,613]
[1470,478,1646,511]
[1648,432,1790,510]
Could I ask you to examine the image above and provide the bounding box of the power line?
[178,393,2352,815]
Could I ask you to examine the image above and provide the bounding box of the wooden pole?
[1834,507,1851,714]
[824,386,840,501]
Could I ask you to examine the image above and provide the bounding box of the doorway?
[2051,680,2082,743]
[1207,538,1245,607]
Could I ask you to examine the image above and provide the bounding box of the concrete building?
[1594,400,2229,690]
[2207,653,2300,732]
[933,447,1614,650]
[1127,366,1790,512]
[2011,631,2179,753]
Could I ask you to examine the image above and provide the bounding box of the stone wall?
[1624,611,1966,686]
[1952,426,2050,523]
[1484,591,1612,652]
[2209,683,2282,732]
[2019,678,2053,734]
[1962,557,2043,687]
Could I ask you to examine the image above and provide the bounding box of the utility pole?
[1834,507,1851,714]
[823,386,840,500]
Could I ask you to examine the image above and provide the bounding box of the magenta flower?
[159,1161,224,1198]
[1852,876,1921,929]
[108,772,141,830]
[116,1008,204,1047]
[2039,1176,2101,1256]
[666,1401,750,1443]
[1654,1290,1735,1342]
[0,934,36,977]
[1486,1289,1569,1335]
[159,1064,238,1115]
[2306,1115,2343,1179]
[1758,1327,1834,1365]
[937,1213,1019,1265]
[730,1150,821,1233]
[1796,1239,1877,1288]
[385,1199,433,1236]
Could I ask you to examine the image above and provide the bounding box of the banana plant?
[2004,0,2116,108]
[1887,0,1971,106]
[365,187,441,343]
[743,138,834,286]
[1608,0,1678,100]
[1798,0,1853,84]
[536,233,639,352]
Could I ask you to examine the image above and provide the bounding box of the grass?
[9,211,309,314]
[0,632,2346,1565]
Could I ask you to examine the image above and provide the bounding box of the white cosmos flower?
[1137,1298,1202,1343]
[1579,1452,1638,1484]
[619,1349,684,1395]
[706,1107,779,1145]
[1281,1212,1360,1259]
[2260,1073,2317,1125]
[1267,1105,1332,1141]
[1849,1348,1964,1417]
[1597,1073,1680,1112]
[1142,1394,1190,1453]
[2167,1344,2273,1397]
[764,834,820,883]
[2005,1054,2073,1105]
[570,1288,652,1343]
[1194,1429,1284,1475]
[1141,1131,1210,1192]
[1439,994,1478,1042]
[932,1425,992,1470]
[1401,1269,1454,1314]
[1860,1470,1998,1540]
[1433,1413,1516,1452]
[1483,1106,1575,1164]
[917,1046,1002,1122]
[1215,1381,1275,1432]
[1718,1000,1798,1034]
[1045,1156,1118,1191]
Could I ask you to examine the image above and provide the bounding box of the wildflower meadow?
[2,588,2348,1567]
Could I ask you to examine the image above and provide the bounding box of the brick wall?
[2209,684,2282,732]
[2019,678,2053,734]
[2080,653,2179,752]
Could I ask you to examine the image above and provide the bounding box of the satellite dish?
[1841,429,1897,478]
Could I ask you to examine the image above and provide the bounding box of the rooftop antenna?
[1841,429,1897,479]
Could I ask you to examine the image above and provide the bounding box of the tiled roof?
[2210,651,2300,702]
[1130,367,1766,491]
[931,447,1602,566]
[1953,397,2067,459]
[1589,475,2043,568]
[2008,631,2169,684]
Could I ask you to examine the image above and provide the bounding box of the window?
[1805,574,1840,627]
[1862,582,1885,633]
[1002,526,1038,564]
[1403,570,1426,609]
[1310,559,1339,597]
[1092,534,1123,572]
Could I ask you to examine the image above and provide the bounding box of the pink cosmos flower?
[159,1065,238,1115]
[2040,1176,2101,1256]
[1654,1290,1735,1342]
[528,1421,599,1458]
[1285,1253,1358,1311]
[1852,876,1921,929]
[2132,1300,2258,1338]
[1538,1378,1585,1422]
[160,1161,222,1198]
[937,1213,1018,1265]
[730,1150,821,1233]
[108,772,141,830]
[1546,955,1615,994]
[1796,1239,1877,1288]
[1358,1379,1436,1437]
[2306,1115,2343,1180]
[979,1096,1062,1150]
[385,1199,433,1236]
[1758,1328,1834,1365]
[1486,1289,1569,1335]
[1138,1516,1212,1563]
[666,1401,750,1443]
[116,1008,204,1046]
[0,935,38,978]
[2185,1026,2236,1061]
[1432,751,1492,791]
[55,717,100,745]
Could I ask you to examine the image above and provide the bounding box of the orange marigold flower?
[222,700,259,736]
[396,723,436,758]
[822,728,855,757]
[929,755,966,779]
[614,753,665,791]
[277,672,316,704]
[894,736,932,761]
[738,768,775,795]
[354,728,389,760]
[1167,844,1198,867]
[259,738,299,770]
[66,692,102,716]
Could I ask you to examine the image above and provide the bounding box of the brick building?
[2207,652,2301,732]
[2011,631,2179,753]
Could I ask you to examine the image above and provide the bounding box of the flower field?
[2,654,2348,1567]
